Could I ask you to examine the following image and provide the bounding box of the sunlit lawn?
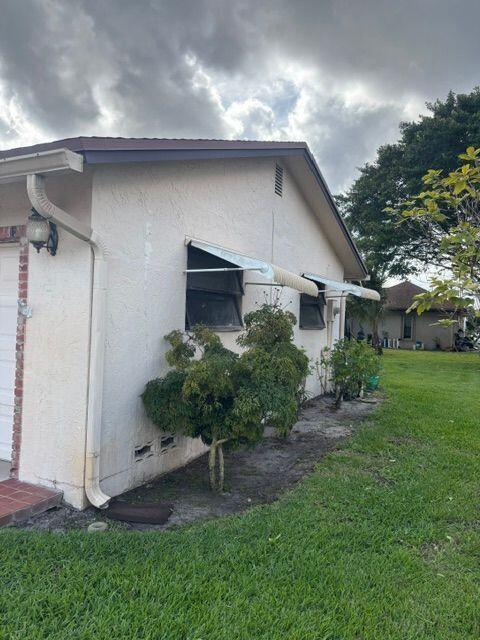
[1,351,479,639]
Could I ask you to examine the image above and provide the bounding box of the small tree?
[389,147,480,342]
[321,339,381,408]
[142,304,309,491]
[346,265,386,353]
[237,304,310,434]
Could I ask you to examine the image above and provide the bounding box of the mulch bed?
[15,395,379,532]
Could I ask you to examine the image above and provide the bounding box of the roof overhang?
[0,148,83,184]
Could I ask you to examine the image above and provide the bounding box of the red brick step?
[0,479,62,527]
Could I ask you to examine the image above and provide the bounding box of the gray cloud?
[0,0,479,190]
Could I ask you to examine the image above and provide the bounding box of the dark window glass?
[403,313,412,339]
[299,291,326,329]
[185,246,243,330]
[187,247,243,294]
[186,291,242,329]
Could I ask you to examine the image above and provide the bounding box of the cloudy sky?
[1,0,479,193]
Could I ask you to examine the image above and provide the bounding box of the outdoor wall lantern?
[26,208,58,255]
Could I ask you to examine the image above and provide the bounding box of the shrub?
[237,304,299,350]
[321,338,381,407]
[142,370,192,432]
[142,304,309,491]
[237,305,310,435]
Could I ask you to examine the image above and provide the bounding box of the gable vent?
[274,164,284,197]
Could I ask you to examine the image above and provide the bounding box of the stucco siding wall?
[379,310,455,349]
[413,312,456,350]
[20,235,92,506]
[275,165,344,374]
[351,309,456,350]
[379,312,402,340]
[0,173,93,508]
[91,158,344,500]
[349,312,401,341]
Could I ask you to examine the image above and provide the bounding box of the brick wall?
[0,225,28,478]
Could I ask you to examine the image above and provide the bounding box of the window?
[299,289,326,329]
[186,246,243,330]
[403,313,413,339]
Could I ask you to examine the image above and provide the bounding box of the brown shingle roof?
[384,281,457,311]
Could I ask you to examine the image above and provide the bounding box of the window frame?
[185,246,244,331]
[299,290,326,330]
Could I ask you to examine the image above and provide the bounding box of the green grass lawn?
[1,351,479,639]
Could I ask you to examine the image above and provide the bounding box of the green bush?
[321,338,381,407]
[142,304,309,491]
[142,370,192,432]
[237,305,310,436]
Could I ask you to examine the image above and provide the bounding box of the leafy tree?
[320,339,381,408]
[339,88,480,276]
[142,305,309,491]
[346,263,387,351]
[390,147,480,342]
[237,304,310,435]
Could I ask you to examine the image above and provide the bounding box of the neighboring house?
[0,137,376,509]
[349,281,462,350]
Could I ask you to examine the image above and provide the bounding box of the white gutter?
[26,172,110,509]
[0,148,83,183]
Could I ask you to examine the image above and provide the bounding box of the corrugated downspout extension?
[27,174,111,509]
[271,265,318,298]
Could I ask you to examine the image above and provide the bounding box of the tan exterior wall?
[409,311,456,350]
[350,309,457,350]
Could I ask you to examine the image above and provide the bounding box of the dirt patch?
[15,395,379,533]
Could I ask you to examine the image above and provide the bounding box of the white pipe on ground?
[27,174,110,509]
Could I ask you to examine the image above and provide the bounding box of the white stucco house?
[0,137,377,509]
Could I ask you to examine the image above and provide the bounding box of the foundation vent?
[134,442,154,461]
[160,434,176,453]
[274,164,284,197]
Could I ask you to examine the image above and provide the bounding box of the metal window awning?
[186,238,319,297]
[303,273,381,301]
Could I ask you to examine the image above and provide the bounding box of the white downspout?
[339,294,346,340]
[27,174,110,508]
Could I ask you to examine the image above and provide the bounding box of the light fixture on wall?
[26,208,58,255]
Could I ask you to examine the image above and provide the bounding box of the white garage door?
[0,244,19,461]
